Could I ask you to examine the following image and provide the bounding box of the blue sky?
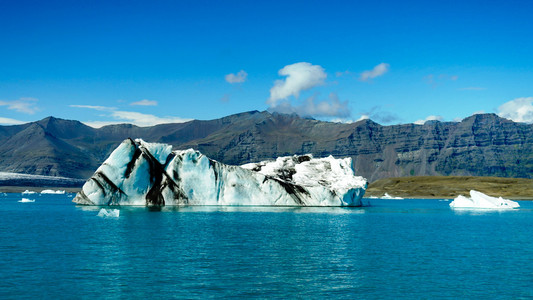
[1,0,533,127]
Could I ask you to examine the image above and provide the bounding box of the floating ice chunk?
[22,190,37,195]
[40,189,66,194]
[450,190,519,209]
[381,193,403,200]
[74,139,368,206]
[18,198,35,203]
[97,208,120,218]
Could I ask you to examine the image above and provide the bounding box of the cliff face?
[1,112,532,181]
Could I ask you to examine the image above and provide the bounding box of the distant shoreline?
[3,175,533,200]
[0,186,81,193]
[366,176,533,200]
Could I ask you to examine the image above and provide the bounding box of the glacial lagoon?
[1,193,533,299]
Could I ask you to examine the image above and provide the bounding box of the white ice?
[449,190,519,209]
[40,189,66,194]
[0,172,75,181]
[97,208,120,218]
[381,193,404,200]
[22,190,37,195]
[75,139,368,206]
[18,198,35,203]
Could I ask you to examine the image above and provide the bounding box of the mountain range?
[0,111,532,182]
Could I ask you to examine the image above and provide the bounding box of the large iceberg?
[449,190,519,209]
[73,139,367,206]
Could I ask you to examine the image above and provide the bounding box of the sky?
[1,0,533,127]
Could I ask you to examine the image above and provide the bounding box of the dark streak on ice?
[90,177,106,195]
[74,189,93,205]
[125,148,142,179]
[163,152,176,168]
[296,155,312,163]
[93,171,126,205]
[137,143,188,206]
[277,168,296,182]
[209,159,218,182]
[273,178,308,206]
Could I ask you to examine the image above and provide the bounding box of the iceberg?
[22,190,37,195]
[18,198,35,203]
[97,208,120,218]
[381,193,403,200]
[73,138,367,206]
[449,190,519,209]
[40,189,66,194]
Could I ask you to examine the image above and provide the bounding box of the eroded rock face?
[3,112,533,182]
[73,139,367,206]
[164,113,533,181]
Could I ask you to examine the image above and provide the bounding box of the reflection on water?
[451,207,523,216]
[76,204,366,214]
[73,197,532,215]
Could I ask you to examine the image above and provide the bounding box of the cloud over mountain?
[269,93,350,118]
[498,97,533,123]
[268,62,326,106]
[0,97,39,114]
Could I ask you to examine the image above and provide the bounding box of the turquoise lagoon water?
[1,193,533,299]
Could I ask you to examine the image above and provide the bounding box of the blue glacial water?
[1,193,533,299]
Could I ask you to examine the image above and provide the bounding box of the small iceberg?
[22,190,37,195]
[381,193,403,200]
[450,190,519,209]
[18,198,35,203]
[97,208,120,218]
[40,189,66,194]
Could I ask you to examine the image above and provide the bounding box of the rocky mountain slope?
[0,111,532,181]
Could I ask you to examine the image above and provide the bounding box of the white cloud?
[69,105,115,111]
[71,104,191,127]
[414,115,443,125]
[497,97,533,123]
[108,111,190,127]
[225,70,248,84]
[358,106,399,124]
[0,117,26,125]
[81,120,125,128]
[269,93,350,118]
[359,63,390,82]
[452,117,463,122]
[357,114,370,121]
[130,99,158,106]
[330,118,354,123]
[268,62,327,106]
[0,97,39,114]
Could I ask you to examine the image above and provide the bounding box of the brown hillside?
[366,176,533,199]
